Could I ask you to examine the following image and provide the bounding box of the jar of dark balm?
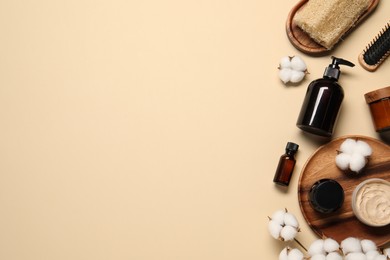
[309,179,344,213]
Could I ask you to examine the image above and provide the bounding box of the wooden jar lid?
[364,86,390,104]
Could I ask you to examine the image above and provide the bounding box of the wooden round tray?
[298,135,390,246]
[286,0,380,55]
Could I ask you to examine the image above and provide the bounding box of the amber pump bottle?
[273,142,299,186]
[296,56,355,137]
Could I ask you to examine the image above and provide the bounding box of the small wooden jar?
[364,86,390,132]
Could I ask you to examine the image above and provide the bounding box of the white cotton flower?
[279,247,304,260]
[356,140,373,157]
[339,138,357,154]
[268,219,283,239]
[365,250,380,260]
[290,70,306,83]
[341,237,362,255]
[268,209,300,241]
[349,153,367,172]
[291,56,307,71]
[335,153,352,170]
[383,247,390,257]
[335,139,372,173]
[271,209,287,225]
[283,212,299,228]
[278,55,307,84]
[373,254,387,260]
[311,254,326,260]
[311,254,327,260]
[361,239,377,253]
[345,252,367,260]
[279,247,289,260]
[280,56,292,69]
[323,238,340,253]
[308,239,326,256]
[288,248,304,260]
[326,252,343,260]
[280,225,298,241]
[279,68,292,84]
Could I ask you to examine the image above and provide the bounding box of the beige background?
[0,0,389,259]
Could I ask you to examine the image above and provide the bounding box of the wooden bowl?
[286,0,380,55]
[298,135,390,246]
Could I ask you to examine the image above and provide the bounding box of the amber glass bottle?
[296,57,354,137]
[273,142,299,186]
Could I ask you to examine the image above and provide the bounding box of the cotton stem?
[294,238,307,252]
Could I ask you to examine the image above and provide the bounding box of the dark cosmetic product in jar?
[273,142,299,186]
[296,57,355,137]
[364,86,390,132]
[309,179,344,213]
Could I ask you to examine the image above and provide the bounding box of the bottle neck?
[323,67,340,81]
[285,149,296,156]
[323,75,338,81]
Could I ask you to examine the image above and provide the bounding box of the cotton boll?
[279,247,289,260]
[383,247,390,257]
[349,153,366,172]
[279,68,292,84]
[335,153,351,170]
[268,219,282,239]
[308,239,325,256]
[326,252,343,260]
[361,239,377,253]
[311,254,327,260]
[271,209,287,225]
[280,225,297,241]
[341,237,362,255]
[323,238,340,253]
[365,250,380,260]
[345,252,367,260]
[373,254,387,260]
[290,70,305,83]
[278,55,308,84]
[339,138,357,154]
[287,248,304,260]
[336,138,371,173]
[283,212,299,228]
[355,140,372,157]
[291,56,307,71]
[280,56,292,69]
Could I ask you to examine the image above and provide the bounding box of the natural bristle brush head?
[358,21,390,72]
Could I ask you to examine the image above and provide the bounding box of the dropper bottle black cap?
[286,142,299,152]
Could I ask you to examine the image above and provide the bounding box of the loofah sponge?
[293,0,371,49]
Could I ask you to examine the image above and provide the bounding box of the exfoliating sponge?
[293,0,371,49]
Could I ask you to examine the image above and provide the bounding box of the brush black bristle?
[362,22,390,66]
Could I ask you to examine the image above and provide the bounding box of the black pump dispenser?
[296,56,355,137]
[323,56,355,80]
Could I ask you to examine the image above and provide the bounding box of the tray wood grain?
[286,0,380,55]
[298,135,390,246]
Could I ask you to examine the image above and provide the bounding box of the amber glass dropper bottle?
[273,142,299,186]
